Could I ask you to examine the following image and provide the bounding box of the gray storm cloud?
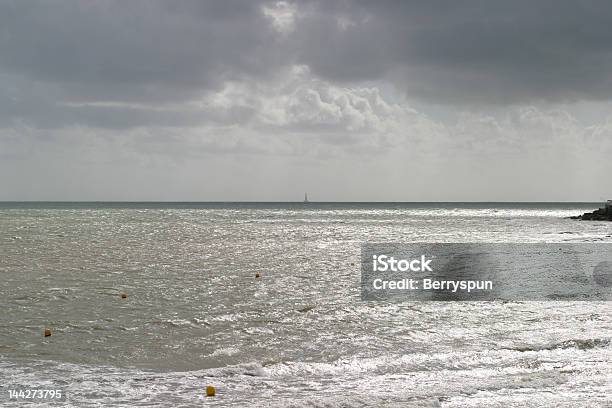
[291,1,612,104]
[3,1,612,107]
[1,1,612,200]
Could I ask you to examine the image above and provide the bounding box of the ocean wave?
[510,338,610,352]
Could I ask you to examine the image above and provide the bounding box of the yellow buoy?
[121,293,128,299]
[206,385,216,397]
[255,273,260,278]
[44,328,52,337]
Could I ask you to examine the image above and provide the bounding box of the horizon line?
[0,200,606,204]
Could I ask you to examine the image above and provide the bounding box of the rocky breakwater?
[570,201,612,221]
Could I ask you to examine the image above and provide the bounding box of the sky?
[1,0,612,201]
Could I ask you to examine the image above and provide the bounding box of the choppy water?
[0,202,611,407]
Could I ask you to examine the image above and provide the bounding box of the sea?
[0,202,610,407]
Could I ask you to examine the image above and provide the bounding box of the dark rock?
[571,201,612,221]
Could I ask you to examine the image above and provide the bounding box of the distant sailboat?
[303,192,309,203]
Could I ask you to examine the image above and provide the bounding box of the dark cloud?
[291,1,612,104]
[0,0,280,103]
[2,0,612,131]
